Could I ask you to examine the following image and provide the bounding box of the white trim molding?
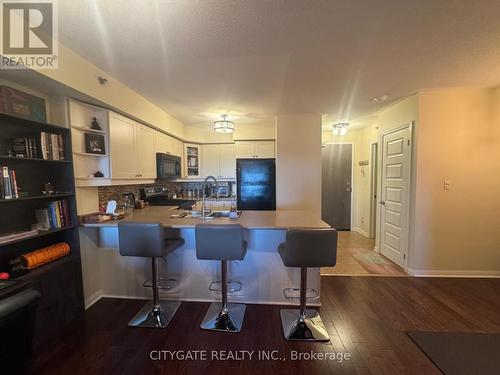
[407,268,500,278]
[352,227,370,238]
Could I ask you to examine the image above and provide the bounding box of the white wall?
[276,114,322,216]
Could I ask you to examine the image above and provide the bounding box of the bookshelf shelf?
[0,155,72,163]
[73,151,108,157]
[0,225,77,247]
[0,193,73,203]
[71,125,106,134]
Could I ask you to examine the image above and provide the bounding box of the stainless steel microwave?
[156,153,181,180]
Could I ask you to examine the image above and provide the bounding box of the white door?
[136,124,156,178]
[219,144,236,178]
[254,141,275,158]
[109,113,137,179]
[379,125,412,268]
[202,144,220,178]
[235,141,255,158]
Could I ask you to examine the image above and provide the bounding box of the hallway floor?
[321,231,407,276]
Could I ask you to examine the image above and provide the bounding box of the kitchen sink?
[206,210,242,219]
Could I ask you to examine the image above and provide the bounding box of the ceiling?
[58,1,500,128]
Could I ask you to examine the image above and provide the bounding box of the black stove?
[141,187,196,210]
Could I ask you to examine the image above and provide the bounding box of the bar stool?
[195,223,247,333]
[118,221,184,328]
[278,228,337,341]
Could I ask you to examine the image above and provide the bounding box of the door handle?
[379,201,386,206]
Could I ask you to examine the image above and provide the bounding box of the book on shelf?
[12,137,37,158]
[1,165,19,199]
[0,229,38,245]
[36,199,71,230]
[40,131,65,160]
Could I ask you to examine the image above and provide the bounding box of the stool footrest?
[283,287,319,301]
[143,277,177,290]
[209,280,242,293]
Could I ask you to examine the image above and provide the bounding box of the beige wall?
[412,88,500,273]
[233,121,276,141]
[38,44,186,137]
[277,114,322,216]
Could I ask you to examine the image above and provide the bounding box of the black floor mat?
[407,331,500,375]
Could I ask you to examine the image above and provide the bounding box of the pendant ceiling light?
[214,114,235,133]
[332,122,349,136]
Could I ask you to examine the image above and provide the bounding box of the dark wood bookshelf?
[0,112,84,347]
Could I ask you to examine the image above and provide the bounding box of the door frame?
[369,141,378,241]
[321,141,355,230]
[375,122,414,269]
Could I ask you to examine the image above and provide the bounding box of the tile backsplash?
[97,181,235,208]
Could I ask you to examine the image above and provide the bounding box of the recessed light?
[372,95,388,103]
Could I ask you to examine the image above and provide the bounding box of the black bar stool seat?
[118,221,184,328]
[278,228,338,341]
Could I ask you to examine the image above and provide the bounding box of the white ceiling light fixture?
[213,114,235,133]
[372,95,388,103]
[332,122,349,136]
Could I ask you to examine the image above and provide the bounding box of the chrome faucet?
[201,175,219,218]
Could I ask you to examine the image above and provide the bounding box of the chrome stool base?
[128,300,181,328]
[280,309,330,342]
[200,302,246,333]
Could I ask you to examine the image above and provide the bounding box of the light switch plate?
[443,180,451,190]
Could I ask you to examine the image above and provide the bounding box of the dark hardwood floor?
[32,276,500,374]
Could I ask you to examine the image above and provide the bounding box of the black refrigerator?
[237,159,276,210]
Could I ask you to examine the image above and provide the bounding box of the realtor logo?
[0,0,58,69]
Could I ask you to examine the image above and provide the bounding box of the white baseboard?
[373,245,379,253]
[84,290,103,309]
[352,227,370,238]
[407,268,500,278]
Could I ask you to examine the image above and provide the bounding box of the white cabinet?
[154,131,169,154]
[110,112,155,179]
[154,131,183,159]
[236,141,275,158]
[135,124,156,178]
[219,144,236,178]
[184,144,202,178]
[172,139,183,158]
[254,141,275,158]
[235,141,254,158]
[202,144,220,178]
[109,112,137,179]
[201,144,236,179]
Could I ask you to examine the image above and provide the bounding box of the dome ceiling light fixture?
[332,122,349,136]
[213,114,235,133]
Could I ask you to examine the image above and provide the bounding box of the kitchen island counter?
[80,206,329,230]
[79,207,329,308]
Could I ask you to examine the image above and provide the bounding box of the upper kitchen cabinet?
[235,141,275,158]
[201,144,236,179]
[135,123,156,179]
[219,144,237,178]
[154,131,183,158]
[109,112,137,179]
[184,144,202,178]
[109,112,155,180]
[154,131,169,154]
